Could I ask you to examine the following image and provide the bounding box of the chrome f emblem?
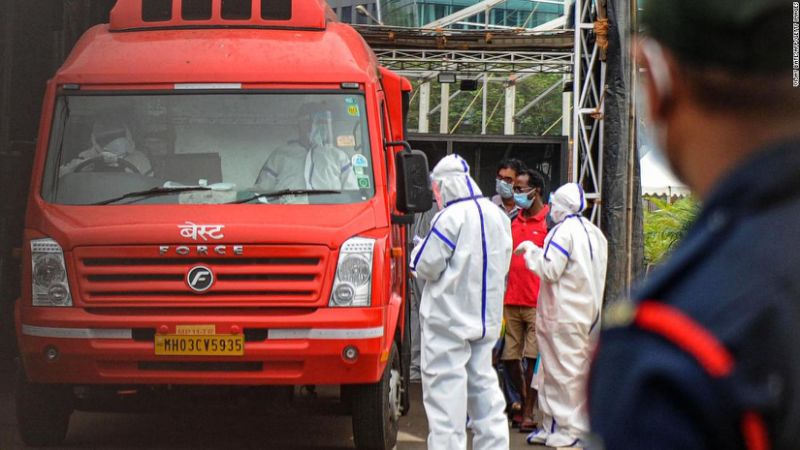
[186,266,214,293]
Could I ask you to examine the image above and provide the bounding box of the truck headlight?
[31,238,72,307]
[329,237,375,307]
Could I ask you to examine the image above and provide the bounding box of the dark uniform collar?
[701,136,800,218]
[635,137,800,301]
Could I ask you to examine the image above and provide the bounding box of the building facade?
[327,0,380,24]
[379,0,564,28]
[328,0,564,28]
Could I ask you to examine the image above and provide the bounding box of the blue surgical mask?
[495,179,514,199]
[514,192,533,210]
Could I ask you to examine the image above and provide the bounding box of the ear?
[636,38,677,123]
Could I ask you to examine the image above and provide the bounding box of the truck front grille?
[73,245,329,307]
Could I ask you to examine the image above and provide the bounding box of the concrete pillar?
[418,81,430,133]
[481,74,488,134]
[439,82,450,134]
[504,77,516,135]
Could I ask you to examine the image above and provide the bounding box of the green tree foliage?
[643,196,699,266]
[406,73,564,136]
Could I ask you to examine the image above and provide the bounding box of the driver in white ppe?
[255,103,358,191]
[514,183,608,448]
[410,154,512,450]
[59,119,151,177]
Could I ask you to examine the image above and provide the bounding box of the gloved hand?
[100,151,122,165]
[514,241,537,256]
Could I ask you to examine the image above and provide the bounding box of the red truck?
[15,1,431,448]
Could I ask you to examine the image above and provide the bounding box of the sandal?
[519,418,538,433]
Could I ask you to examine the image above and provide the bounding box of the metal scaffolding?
[355,0,607,226]
[572,0,607,223]
[372,48,573,74]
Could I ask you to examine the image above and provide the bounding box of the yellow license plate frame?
[154,334,244,356]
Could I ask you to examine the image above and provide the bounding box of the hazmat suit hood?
[431,154,483,207]
[550,183,586,223]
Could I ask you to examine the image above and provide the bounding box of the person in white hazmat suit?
[255,103,358,192]
[60,119,152,177]
[409,154,512,450]
[514,183,608,448]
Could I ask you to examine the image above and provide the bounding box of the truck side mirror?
[395,149,433,214]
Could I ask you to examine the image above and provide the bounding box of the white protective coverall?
[59,125,151,177]
[409,154,512,450]
[255,112,358,192]
[516,183,608,448]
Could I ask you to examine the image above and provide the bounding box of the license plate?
[154,334,244,356]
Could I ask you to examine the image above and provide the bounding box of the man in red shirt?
[502,168,549,432]
[491,159,525,220]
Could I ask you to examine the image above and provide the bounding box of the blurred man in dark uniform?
[588,0,800,449]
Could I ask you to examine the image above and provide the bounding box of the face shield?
[430,174,444,209]
[92,123,134,157]
[307,110,334,149]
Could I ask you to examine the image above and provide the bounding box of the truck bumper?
[16,304,389,386]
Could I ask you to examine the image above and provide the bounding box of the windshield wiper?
[91,186,212,205]
[229,189,341,204]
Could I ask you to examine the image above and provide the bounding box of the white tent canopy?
[640,149,690,197]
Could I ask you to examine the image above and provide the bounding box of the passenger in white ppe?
[59,119,152,177]
[515,183,608,448]
[410,154,512,450]
[255,103,358,191]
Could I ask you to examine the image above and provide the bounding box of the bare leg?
[504,359,526,413]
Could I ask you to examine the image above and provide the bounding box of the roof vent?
[110,0,334,31]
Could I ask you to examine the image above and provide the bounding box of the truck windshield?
[41,92,375,205]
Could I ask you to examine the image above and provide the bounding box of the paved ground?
[0,360,547,449]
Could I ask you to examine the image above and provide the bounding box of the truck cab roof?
[55,0,380,86]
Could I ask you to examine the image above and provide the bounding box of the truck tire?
[16,370,73,447]
[350,343,400,450]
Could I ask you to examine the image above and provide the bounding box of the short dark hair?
[682,67,800,117]
[517,168,546,192]
[497,158,525,176]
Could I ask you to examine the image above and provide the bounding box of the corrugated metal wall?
[0,0,114,361]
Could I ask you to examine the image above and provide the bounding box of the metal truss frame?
[373,49,573,74]
[572,0,606,225]
[367,0,606,226]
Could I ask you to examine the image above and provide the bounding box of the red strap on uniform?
[742,411,770,450]
[635,301,770,450]
[635,301,733,377]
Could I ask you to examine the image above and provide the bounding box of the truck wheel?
[350,344,400,450]
[16,370,73,447]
